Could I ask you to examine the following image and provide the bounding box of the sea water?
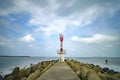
[69,57,120,72]
[0,57,120,76]
[0,57,57,76]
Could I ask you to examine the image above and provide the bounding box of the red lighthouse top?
[60,34,64,42]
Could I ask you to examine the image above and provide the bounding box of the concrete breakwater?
[37,61,80,80]
[1,60,57,80]
[66,59,120,80]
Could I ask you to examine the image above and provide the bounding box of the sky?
[0,0,120,57]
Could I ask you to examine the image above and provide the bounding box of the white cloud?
[19,34,35,43]
[0,0,120,36]
[71,36,80,41]
[80,34,117,43]
[71,34,118,44]
[28,4,120,36]
[33,17,67,36]
[29,5,103,35]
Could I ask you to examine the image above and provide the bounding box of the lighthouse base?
[58,54,65,62]
[57,50,66,62]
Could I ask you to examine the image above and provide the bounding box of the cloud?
[29,5,104,36]
[28,2,120,36]
[71,36,80,41]
[19,34,35,43]
[71,34,118,44]
[33,18,67,35]
[0,36,11,46]
[1,0,120,36]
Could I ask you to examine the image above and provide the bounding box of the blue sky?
[0,0,120,57]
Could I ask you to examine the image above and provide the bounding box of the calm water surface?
[0,57,120,76]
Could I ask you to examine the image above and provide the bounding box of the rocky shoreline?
[0,59,120,80]
[66,59,120,80]
[0,60,57,80]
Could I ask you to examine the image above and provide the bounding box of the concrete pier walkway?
[37,62,81,80]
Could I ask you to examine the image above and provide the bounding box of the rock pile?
[3,60,57,80]
[66,59,120,80]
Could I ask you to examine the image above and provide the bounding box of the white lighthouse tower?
[57,34,66,62]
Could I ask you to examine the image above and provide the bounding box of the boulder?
[79,67,89,80]
[102,68,110,73]
[102,68,118,74]
[33,70,41,79]
[74,64,80,72]
[25,68,31,77]
[98,73,108,80]
[12,67,20,75]
[107,76,119,80]
[4,74,11,80]
[27,70,40,80]
[36,63,41,70]
[76,70,80,76]
[87,69,101,80]
[94,66,101,73]
[67,61,80,72]
[114,73,120,79]
[26,73,35,80]
[85,64,92,69]
[41,61,49,68]
[17,68,26,78]
[0,75,3,80]
[20,77,27,80]
[4,75,14,80]
[99,72,120,80]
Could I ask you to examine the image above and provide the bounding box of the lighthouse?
[57,34,66,62]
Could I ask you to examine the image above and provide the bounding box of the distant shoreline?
[0,56,30,57]
[0,56,120,58]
